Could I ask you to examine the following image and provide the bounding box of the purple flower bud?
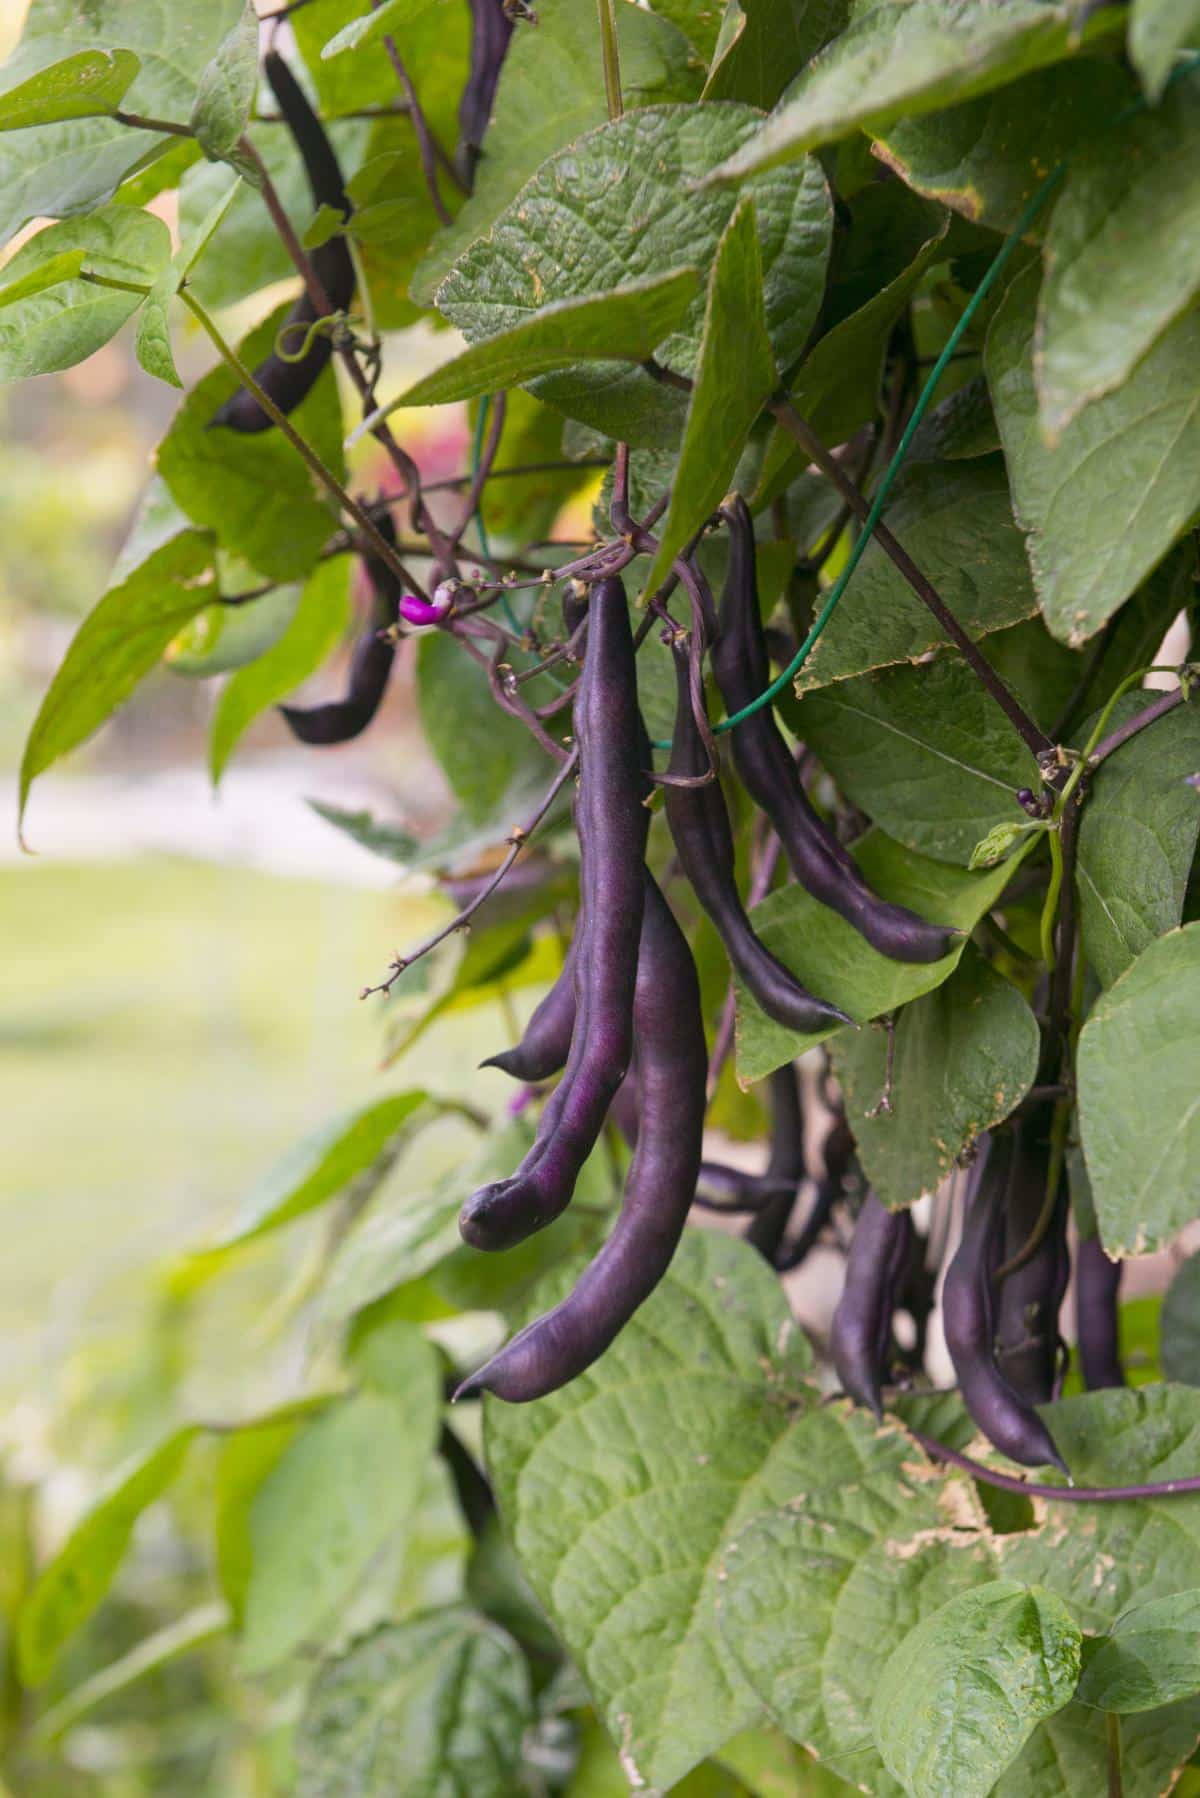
[399,593,448,627]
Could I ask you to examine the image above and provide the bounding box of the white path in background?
[2,754,420,886]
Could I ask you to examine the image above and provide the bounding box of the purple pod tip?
[399,594,448,627]
[452,1365,491,1402]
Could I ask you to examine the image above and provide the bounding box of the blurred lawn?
[0,855,507,1392]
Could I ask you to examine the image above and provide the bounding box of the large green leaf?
[1076,923,1200,1255]
[831,947,1039,1209]
[0,204,169,381]
[208,559,351,784]
[0,0,243,248]
[1077,1590,1200,1713]
[382,270,701,411]
[732,830,1023,1084]
[412,0,700,301]
[796,653,1039,864]
[436,104,831,445]
[1076,691,1200,989]
[1130,0,1200,99]
[870,1581,1081,1798]
[482,1230,814,1791]
[871,58,1132,238]
[703,0,850,107]
[239,1329,440,1673]
[705,0,1113,180]
[0,48,138,130]
[644,199,775,593]
[793,458,1037,692]
[19,530,215,835]
[157,301,347,584]
[986,262,1200,645]
[1036,81,1200,438]
[18,1429,199,1686]
[294,1609,534,1798]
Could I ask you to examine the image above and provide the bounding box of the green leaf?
[309,801,420,867]
[436,104,832,446]
[1162,1255,1200,1385]
[196,1091,430,1257]
[732,829,1024,1084]
[30,1602,230,1745]
[156,299,347,583]
[986,261,1200,645]
[208,558,351,783]
[705,0,1115,179]
[416,630,547,824]
[1130,0,1200,99]
[321,0,444,57]
[136,173,242,388]
[831,946,1039,1208]
[239,1339,440,1673]
[0,203,169,381]
[294,1610,534,1798]
[1077,922,1200,1254]
[795,653,1040,864]
[0,0,243,248]
[412,0,700,302]
[643,199,775,593]
[18,1428,198,1686]
[19,530,215,834]
[871,59,1133,238]
[870,1581,1082,1798]
[1077,1591,1200,1713]
[704,0,849,108]
[793,458,1037,692]
[215,1418,310,1628]
[0,47,138,129]
[190,1,258,163]
[1037,82,1200,439]
[1076,689,1200,988]
[375,269,701,413]
[482,1230,814,1791]
[649,0,725,58]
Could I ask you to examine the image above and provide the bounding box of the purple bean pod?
[457,0,514,185]
[664,635,850,1036]
[994,1106,1069,1406]
[1075,1234,1126,1391]
[711,497,956,964]
[481,933,579,1082]
[745,1064,805,1260]
[210,54,355,434]
[831,1193,914,1416]
[456,871,706,1402]
[280,517,402,746]
[459,577,646,1249]
[943,1135,1068,1473]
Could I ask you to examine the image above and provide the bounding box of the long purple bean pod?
[456,871,706,1402]
[1075,1235,1126,1391]
[746,1064,805,1260]
[211,54,355,434]
[943,1136,1068,1472]
[994,1107,1069,1406]
[711,497,955,964]
[481,932,579,1082]
[280,514,401,745]
[459,577,646,1249]
[664,634,850,1036]
[831,1193,913,1416]
[457,0,514,186]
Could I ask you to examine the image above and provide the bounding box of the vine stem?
[907,1426,1200,1503]
[112,110,192,137]
[180,289,418,596]
[597,0,623,119]
[1107,1714,1124,1798]
[379,26,457,220]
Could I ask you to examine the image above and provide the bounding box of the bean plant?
[8,0,1200,1793]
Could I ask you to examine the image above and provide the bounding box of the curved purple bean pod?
[664,634,850,1036]
[831,1194,913,1416]
[481,933,579,1082]
[711,496,955,964]
[746,1064,805,1260]
[1075,1235,1126,1391]
[943,1136,1068,1473]
[211,54,355,434]
[457,0,514,186]
[459,577,646,1249]
[456,871,706,1402]
[279,516,402,746]
[994,1107,1069,1406]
